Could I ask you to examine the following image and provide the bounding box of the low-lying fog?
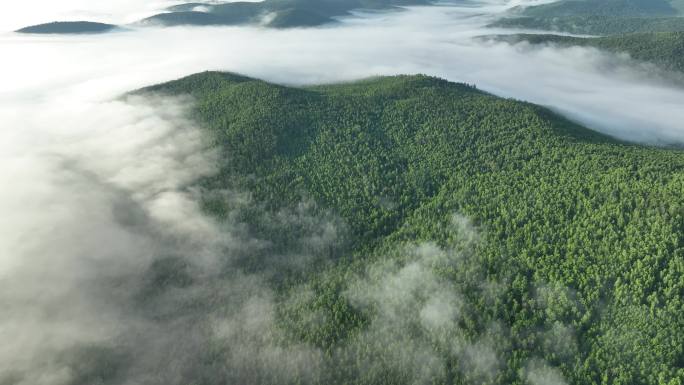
[2,0,683,144]
[0,0,682,383]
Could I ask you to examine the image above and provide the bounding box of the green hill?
[492,15,684,35]
[520,0,679,17]
[492,0,684,35]
[496,32,684,73]
[124,72,684,385]
[141,0,431,28]
[15,21,118,34]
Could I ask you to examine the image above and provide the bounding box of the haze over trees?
[492,0,684,34]
[13,0,434,33]
[96,71,684,385]
[492,0,684,76]
[141,0,433,28]
[494,32,684,74]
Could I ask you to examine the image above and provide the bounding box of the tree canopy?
[124,72,684,385]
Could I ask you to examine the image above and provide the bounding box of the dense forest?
[494,32,684,74]
[85,72,684,385]
[518,0,683,17]
[492,15,684,35]
[492,0,684,35]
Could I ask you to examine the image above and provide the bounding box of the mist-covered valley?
[4,1,684,143]
[1,1,684,385]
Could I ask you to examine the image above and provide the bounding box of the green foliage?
[492,15,684,35]
[496,32,684,73]
[492,0,684,35]
[519,0,680,17]
[136,72,684,385]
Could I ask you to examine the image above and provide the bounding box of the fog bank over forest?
[2,0,683,144]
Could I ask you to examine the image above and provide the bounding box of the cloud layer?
[2,0,684,144]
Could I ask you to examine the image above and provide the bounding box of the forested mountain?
[99,72,684,385]
[140,0,431,28]
[492,0,684,35]
[519,0,682,17]
[491,0,684,73]
[495,32,684,73]
[13,0,431,34]
[15,21,118,34]
[493,15,684,35]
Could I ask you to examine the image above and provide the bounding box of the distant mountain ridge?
[140,0,432,28]
[492,0,684,35]
[493,32,684,74]
[14,0,433,34]
[15,21,118,34]
[519,0,681,17]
